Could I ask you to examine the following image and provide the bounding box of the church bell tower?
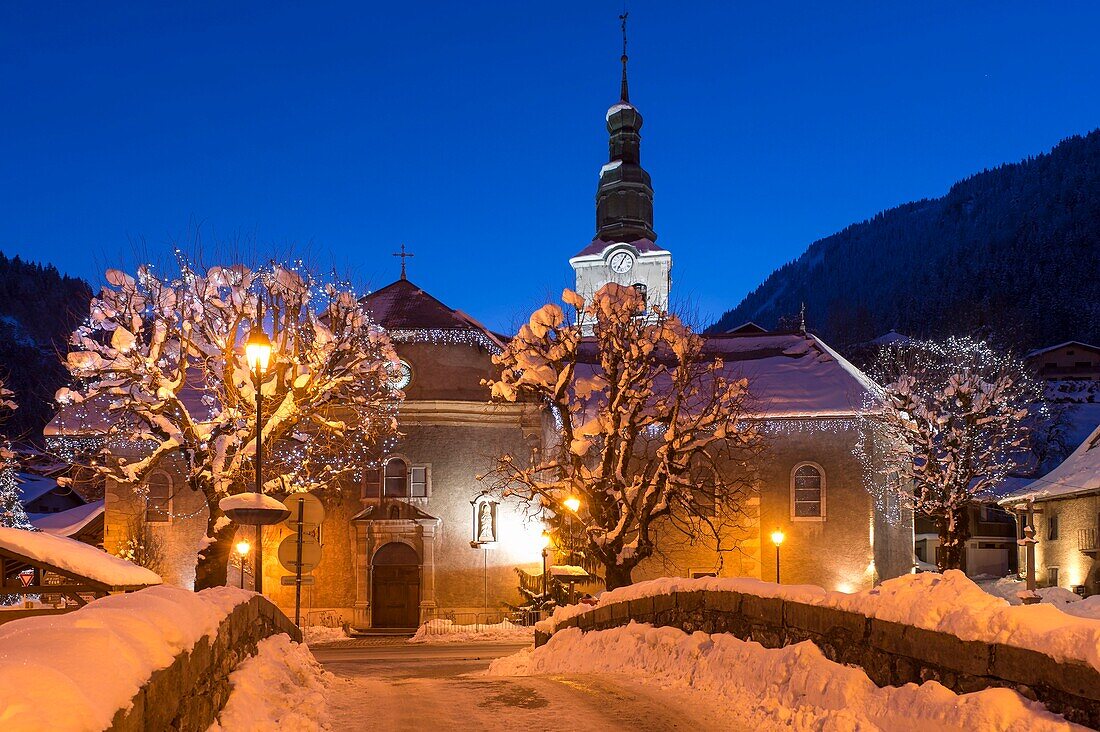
[569,13,672,324]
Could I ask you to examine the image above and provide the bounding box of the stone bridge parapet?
[110,595,301,731]
[536,589,1100,729]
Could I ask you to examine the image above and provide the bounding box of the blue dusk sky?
[3,2,1100,332]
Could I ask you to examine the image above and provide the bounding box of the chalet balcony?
[1079,528,1099,555]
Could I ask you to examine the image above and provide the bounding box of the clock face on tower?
[609,251,634,274]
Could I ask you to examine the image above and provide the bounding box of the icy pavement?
[312,638,747,731]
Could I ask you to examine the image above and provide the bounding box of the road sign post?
[294,499,304,625]
[279,493,326,628]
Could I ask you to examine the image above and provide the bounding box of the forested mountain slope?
[710,130,1100,351]
[0,253,91,442]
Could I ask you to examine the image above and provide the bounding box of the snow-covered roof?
[704,332,881,418]
[1000,423,1100,504]
[868,330,910,346]
[0,526,160,588]
[16,472,67,504]
[1025,340,1100,359]
[29,500,104,537]
[724,322,768,335]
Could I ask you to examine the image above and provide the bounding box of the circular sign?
[282,493,325,528]
[277,535,322,573]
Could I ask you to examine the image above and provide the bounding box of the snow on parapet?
[0,526,160,587]
[538,570,1100,673]
[599,160,623,176]
[0,585,251,731]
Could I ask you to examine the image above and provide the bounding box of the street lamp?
[539,530,553,606]
[770,529,785,584]
[563,495,581,513]
[245,301,274,594]
[235,539,251,589]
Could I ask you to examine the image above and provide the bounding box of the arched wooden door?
[371,542,421,628]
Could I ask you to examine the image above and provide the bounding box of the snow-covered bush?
[859,337,1044,570]
[483,284,762,589]
[57,260,402,588]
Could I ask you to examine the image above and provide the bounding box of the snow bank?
[301,625,349,646]
[539,571,1100,673]
[408,618,534,645]
[209,633,332,732]
[0,585,250,732]
[0,526,160,587]
[492,622,1086,732]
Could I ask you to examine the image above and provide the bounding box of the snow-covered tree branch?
[57,260,402,588]
[859,337,1044,571]
[483,284,762,590]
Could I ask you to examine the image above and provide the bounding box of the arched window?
[384,458,408,497]
[146,472,172,523]
[791,463,825,520]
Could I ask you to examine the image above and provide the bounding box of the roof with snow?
[1025,340,1100,359]
[725,322,768,335]
[571,237,667,259]
[868,330,910,346]
[1000,424,1100,504]
[29,500,104,537]
[361,278,506,346]
[703,332,881,418]
[16,472,67,504]
[0,526,160,588]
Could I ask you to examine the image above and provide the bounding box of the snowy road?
[312,640,748,731]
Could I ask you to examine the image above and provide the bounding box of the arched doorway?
[371,542,421,628]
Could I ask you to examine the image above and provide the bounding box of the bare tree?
[483,284,762,590]
[57,259,401,588]
[859,337,1044,570]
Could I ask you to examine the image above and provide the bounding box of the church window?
[410,466,428,497]
[146,472,172,523]
[362,468,381,498]
[791,463,825,520]
[384,458,408,497]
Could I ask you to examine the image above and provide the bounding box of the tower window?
[632,283,647,308]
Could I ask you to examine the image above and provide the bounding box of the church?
[47,43,912,630]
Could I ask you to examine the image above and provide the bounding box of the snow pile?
[0,526,161,587]
[409,618,534,645]
[491,622,1085,732]
[0,585,250,731]
[978,576,1084,607]
[209,633,332,732]
[539,571,1100,673]
[301,625,349,646]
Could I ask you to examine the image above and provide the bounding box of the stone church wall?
[633,421,912,591]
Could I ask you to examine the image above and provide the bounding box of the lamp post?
[235,539,251,589]
[245,301,274,594]
[539,530,552,607]
[771,529,785,584]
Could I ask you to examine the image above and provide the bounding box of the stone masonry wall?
[109,595,302,732]
[536,590,1100,729]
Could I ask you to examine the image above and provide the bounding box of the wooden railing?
[1079,528,1099,553]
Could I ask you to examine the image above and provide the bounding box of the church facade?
[48,50,912,630]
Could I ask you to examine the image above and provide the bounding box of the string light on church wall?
[388,328,503,355]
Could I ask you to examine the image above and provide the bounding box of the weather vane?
[618,8,630,103]
[393,243,414,280]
